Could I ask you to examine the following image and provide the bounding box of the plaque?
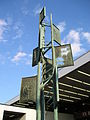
[32,47,40,67]
[20,76,37,103]
[55,44,74,67]
[39,7,46,23]
[53,24,61,44]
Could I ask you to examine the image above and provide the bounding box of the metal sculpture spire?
[32,7,73,120]
[20,6,74,120]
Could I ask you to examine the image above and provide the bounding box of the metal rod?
[42,22,51,27]
[41,90,45,120]
[43,46,52,48]
[41,23,46,120]
[36,62,41,120]
[45,88,54,97]
[50,13,58,120]
[55,65,59,102]
[44,46,52,54]
[45,41,51,46]
[47,96,53,104]
[42,67,53,76]
[40,74,53,89]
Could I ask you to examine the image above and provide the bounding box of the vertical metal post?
[37,16,45,120]
[36,18,41,120]
[50,14,55,68]
[36,61,41,120]
[41,25,45,120]
[54,65,59,120]
[50,14,58,120]
[55,65,59,102]
[41,89,45,120]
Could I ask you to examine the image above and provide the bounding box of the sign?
[43,57,53,80]
[55,44,74,67]
[20,76,37,103]
[32,47,40,67]
[53,24,61,44]
[39,7,46,24]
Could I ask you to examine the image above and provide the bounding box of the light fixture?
[69,96,81,100]
[59,82,90,93]
[9,115,15,118]
[78,93,89,97]
[59,94,81,100]
[59,94,69,98]
[44,90,53,94]
[77,70,90,77]
[59,82,72,88]
[48,86,52,89]
[59,98,74,102]
[66,76,90,86]
[66,76,82,83]
[59,89,89,98]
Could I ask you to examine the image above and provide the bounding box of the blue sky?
[0,0,90,103]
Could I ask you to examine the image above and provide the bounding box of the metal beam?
[50,13,59,120]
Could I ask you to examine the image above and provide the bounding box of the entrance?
[3,111,25,120]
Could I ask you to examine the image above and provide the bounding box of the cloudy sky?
[0,0,90,103]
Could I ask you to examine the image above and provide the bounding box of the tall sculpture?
[32,7,73,120]
[20,6,73,120]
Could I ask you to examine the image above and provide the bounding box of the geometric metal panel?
[41,26,45,48]
[32,47,40,67]
[20,76,37,103]
[39,7,46,24]
[39,26,45,49]
[53,24,61,44]
[43,57,53,80]
[55,44,74,67]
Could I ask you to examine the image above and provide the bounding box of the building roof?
[6,51,90,113]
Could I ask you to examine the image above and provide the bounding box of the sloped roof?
[6,51,90,113]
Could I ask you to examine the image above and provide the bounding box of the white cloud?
[21,0,30,16]
[33,4,42,16]
[13,22,23,39]
[29,54,32,57]
[13,29,23,39]
[64,30,86,57]
[57,21,66,33]
[0,29,3,40]
[25,54,32,65]
[77,28,83,32]
[0,54,6,64]
[0,19,7,26]
[11,51,32,65]
[66,30,80,43]
[21,7,29,15]
[11,52,27,62]
[0,19,8,42]
[82,32,90,44]
[6,17,13,25]
[71,43,85,57]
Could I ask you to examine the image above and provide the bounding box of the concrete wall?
[20,115,26,120]
[45,111,75,120]
[0,104,75,120]
[0,104,36,120]
[59,113,74,120]
[13,114,26,120]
